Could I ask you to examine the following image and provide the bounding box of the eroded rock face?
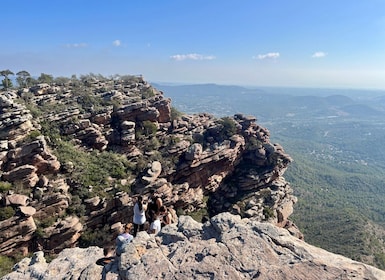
[4,213,385,280]
[41,216,83,253]
[0,92,34,142]
[0,216,37,255]
[0,76,298,258]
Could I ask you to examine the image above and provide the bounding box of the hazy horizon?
[1,1,385,90]
[152,81,385,97]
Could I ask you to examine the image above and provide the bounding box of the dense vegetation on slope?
[158,83,385,270]
[268,121,385,269]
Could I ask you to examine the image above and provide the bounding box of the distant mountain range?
[153,83,385,121]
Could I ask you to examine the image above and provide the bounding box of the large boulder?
[142,161,162,183]
[0,216,37,255]
[2,247,104,280]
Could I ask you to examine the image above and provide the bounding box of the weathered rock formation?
[3,213,385,280]
[0,75,296,260]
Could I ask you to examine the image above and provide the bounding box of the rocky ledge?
[3,212,384,280]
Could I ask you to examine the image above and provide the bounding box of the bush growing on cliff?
[46,136,133,197]
[219,117,237,138]
[141,88,155,99]
[37,73,54,84]
[374,252,385,270]
[204,117,237,144]
[263,206,275,220]
[185,196,209,223]
[66,195,86,216]
[76,92,111,113]
[0,255,14,278]
[0,206,15,221]
[170,106,183,121]
[0,181,12,193]
[78,224,111,248]
[136,120,157,138]
[246,137,262,151]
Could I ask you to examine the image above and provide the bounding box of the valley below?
[157,83,385,269]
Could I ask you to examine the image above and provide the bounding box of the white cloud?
[253,52,280,60]
[312,51,327,58]
[65,43,87,48]
[113,40,121,47]
[170,53,216,61]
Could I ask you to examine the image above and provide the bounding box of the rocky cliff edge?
[3,212,385,280]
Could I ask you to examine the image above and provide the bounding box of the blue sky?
[1,0,385,89]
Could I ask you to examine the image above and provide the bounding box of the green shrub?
[77,94,107,113]
[219,117,237,138]
[0,181,12,193]
[142,88,155,99]
[259,188,271,199]
[34,226,45,238]
[170,107,183,120]
[146,137,160,151]
[188,207,208,223]
[246,137,262,151]
[186,196,209,222]
[66,195,86,216]
[134,156,147,173]
[78,225,111,248]
[374,252,385,270]
[39,120,61,142]
[25,103,42,118]
[135,121,157,140]
[51,138,132,197]
[0,255,14,278]
[141,121,158,137]
[203,117,238,144]
[176,208,186,216]
[263,206,275,220]
[37,216,57,228]
[23,130,41,143]
[0,206,15,221]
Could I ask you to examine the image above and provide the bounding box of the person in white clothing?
[148,214,161,235]
[133,195,147,237]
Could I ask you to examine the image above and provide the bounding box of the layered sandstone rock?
[0,92,34,142]
[0,216,37,255]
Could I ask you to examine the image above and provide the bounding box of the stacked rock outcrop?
[0,74,298,259]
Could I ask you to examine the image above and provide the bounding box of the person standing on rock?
[133,195,147,237]
[147,191,163,224]
[148,213,161,235]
